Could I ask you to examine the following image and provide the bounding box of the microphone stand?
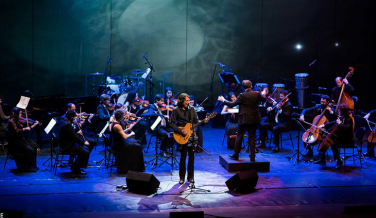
[102,56,112,96]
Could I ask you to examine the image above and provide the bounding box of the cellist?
[364,110,376,157]
[299,95,337,156]
[316,103,354,169]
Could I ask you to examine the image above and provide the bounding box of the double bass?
[335,67,354,114]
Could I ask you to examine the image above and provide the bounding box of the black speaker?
[126,171,160,195]
[170,211,204,218]
[225,170,258,193]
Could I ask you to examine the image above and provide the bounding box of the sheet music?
[227,108,239,113]
[16,96,30,109]
[150,116,162,131]
[44,118,57,134]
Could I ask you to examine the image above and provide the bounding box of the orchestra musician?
[6,107,39,172]
[110,109,145,174]
[97,94,112,133]
[60,110,90,174]
[61,103,96,152]
[218,80,266,161]
[258,90,293,152]
[221,92,239,148]
[166,87,178,106]
[364,110,376,157]
[332,76,354,104]
[170,93,208,184]
[299,95,336,156]
[145,94,175,157]
[125,92,148,145]
[188,95,204,153]
[0,94,9,138]
[316,103,354,169]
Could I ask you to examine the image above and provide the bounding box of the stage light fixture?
[295,44,302,50]
[335,42,339,47]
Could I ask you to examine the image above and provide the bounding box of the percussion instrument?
[295,73,309,109]
[272,83,285,100]
[254,83,268,91]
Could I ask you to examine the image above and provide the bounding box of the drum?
[97,84,120,95]
[295,73,309,109]
[117,93,129,105]
[272,83,285,100]
[254,83,268,91]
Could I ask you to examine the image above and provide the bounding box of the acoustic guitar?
[173,112,217,144]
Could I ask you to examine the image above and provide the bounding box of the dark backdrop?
[1,0,375,110]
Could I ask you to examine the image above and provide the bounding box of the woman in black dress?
[6,107,39,172]
[221,92,239,148]
[110,109,145,173]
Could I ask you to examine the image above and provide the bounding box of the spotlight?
[335,42,339,47]
[295,44,302,50]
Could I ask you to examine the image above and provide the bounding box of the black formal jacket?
[301,104,337,122]
[223,89,266,125]
[324,115,354,146]
[97,104,111,131]
[59,119,85,150]
[274,101,293,126]
[331,83,354,103]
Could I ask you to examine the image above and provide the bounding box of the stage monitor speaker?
[126,171,160,195]
[170,211,204,218]
[225,169,258,193]
[0,209,24,218]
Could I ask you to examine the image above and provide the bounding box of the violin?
[19,117,41,126]
[134,99,150,107]
[125,112,144,121]
[107,103,115,111]
[267,95,277,104]
[160,104,174,112]
[75,113,96,119]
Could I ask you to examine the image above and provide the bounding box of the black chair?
[53,142,73,175]
[340,127,366,168]
[269,130,294,149]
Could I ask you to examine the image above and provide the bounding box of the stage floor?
[1,126,376,218]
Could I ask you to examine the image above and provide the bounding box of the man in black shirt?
[170,93,208,184]
[332,76,354,104]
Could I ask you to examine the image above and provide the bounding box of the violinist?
[332,76,354,104]
[6,107,39,172]
[221,92,239,148]
[61,103,97,153]
[364,110,376,157]
[299,95,336,156]
[315,103,353,168]
[166,87,178,106]
[59,110,90,174]
[259,90,293,152]
[145,94,175,157]
[124,92,148,145]
[189,95,204,153]
[260,87,272,107]
[97,94,112,134]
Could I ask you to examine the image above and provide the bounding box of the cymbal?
[132,69,144,72]
[107,76,121,79]
[89,72,104,76]
[131,71,144,75]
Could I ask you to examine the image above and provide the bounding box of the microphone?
[318,87,327,90]
[224,68,233,71]
[219,63,225,68]
[141,52,147,60]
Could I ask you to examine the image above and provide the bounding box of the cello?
[335,67,354,114]
[301,104,332,144]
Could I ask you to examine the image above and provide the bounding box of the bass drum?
[117,93,129,106]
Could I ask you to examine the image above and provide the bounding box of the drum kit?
[86,69,150,104]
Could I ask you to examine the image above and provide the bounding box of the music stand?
[218,72,240,93]
[287,118,307,165]
[42,118,58,170]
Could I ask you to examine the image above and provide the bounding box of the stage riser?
[219,155,270,172]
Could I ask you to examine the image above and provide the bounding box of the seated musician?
[124,92,148,145]
[110,109,145,174]
[189,95,204,153]
[59,110,90,174]
[221,92,239,148]
[259,90,293,152]
[61,103,96,152]
[97,94,112,134]
[332,76,354,104]
[6,107,39,172]
[169,93,208,184]
[364,109,376,157]
[166,87,178,106]
[316,103,354,169]
[0,94,10,133]
[299,95,336,156]
[145,94,175,157]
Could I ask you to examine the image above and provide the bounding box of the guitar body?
[173,123,193,144]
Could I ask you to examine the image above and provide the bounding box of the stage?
[1,126,376,218]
